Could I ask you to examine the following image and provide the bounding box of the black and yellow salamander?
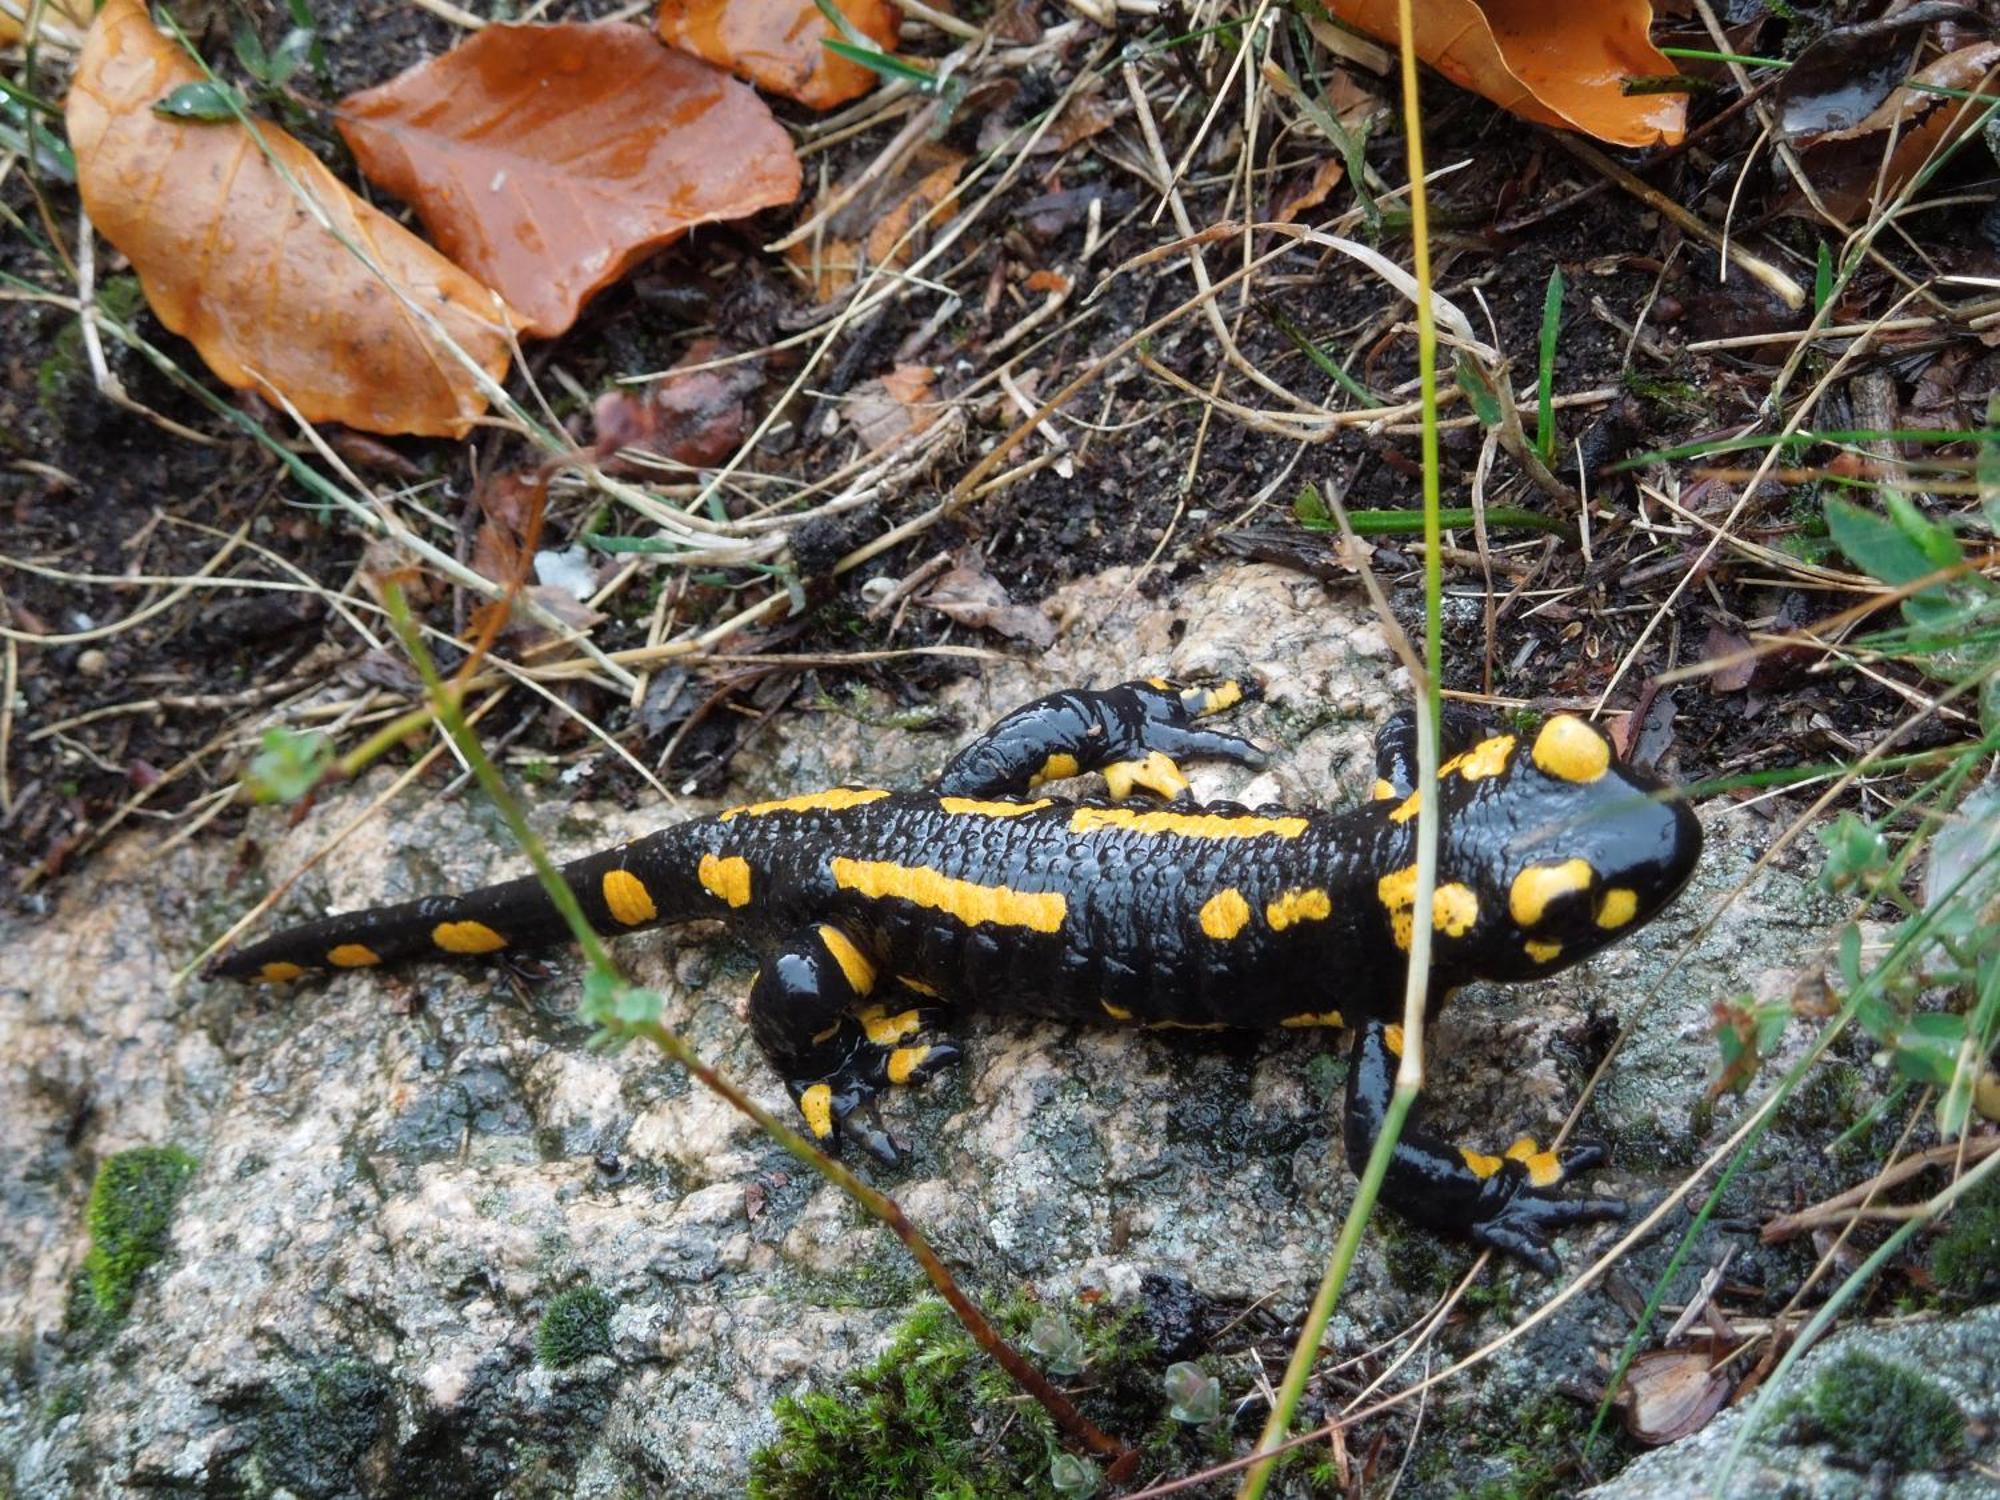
[209,679,1702,1273]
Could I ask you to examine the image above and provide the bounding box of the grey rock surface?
[0,562,1953,1497]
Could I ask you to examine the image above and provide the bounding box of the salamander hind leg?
[933,677,1266,801]
[1344,1020,1624,1275]
[747,925,960,1166]
[1371,704,1505,800]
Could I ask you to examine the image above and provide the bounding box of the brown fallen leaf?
[1616,1349,1733,1445]
[1273,157,1347,224]
[339,22,802,338]
[920,552,1054,648]
[1326,0,1686,148]
[789,143,967,301]
[657,0,899,110]
[1786,42,2000,221]
[591,337,764,471]
[66,0,516,439]
[845,363,936,453]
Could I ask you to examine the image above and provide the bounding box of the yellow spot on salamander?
[1596,886,1639,930]
[1102,1000,1134,1021]
[885,1046,932,1085]
[1524,938,1564,964]
[1199,888,1251,940]
[1028,752,1081,788]
[1460,1147,1502,1179]
[1389,789,1422,824]
[1372,779,1398,802]
[1509,858,1593,927]
[1103,751,1189,802]
[1377,868,1479,948]
[811,1021,841,1045]
[1506,1137,1564,1187]
[898,976,941,998]
[1145,676,1170,689]
[719,788,889,821]
[1279,1010,1345,1028]
[857,1004,920,1046]
[1432,883,1479,938]
[937,796,1052,817]
[1384,1024,1405,1057]
[798,1083,834,1139]
[601,868,657,926]
[327,943,381,967]
[1183,680,1243,715]
[1532,715,1610,784]
[432,922,506,955]
[1266,888,1331,931]
[818,926,877,996]
[830,858,1067,933]
[1069,806,1307,840]
[1439,734,1516,782]
[259,961,306,983]
[698,854,752,908]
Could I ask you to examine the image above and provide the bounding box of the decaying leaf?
[0,0,91,46]
[920,552,1054,648]
[1786,42,2000,221]
[1325,0,1686,148]
[656,0,899,110]
[590,337,764,471]
[845,363,937,453]
[1774,3,1989,140]
[339,22,802,338]
[789,143,966,301]
[1616,1349,1732,1445]
[67,0,516,439]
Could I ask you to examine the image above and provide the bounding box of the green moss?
[35,275,144,411]
[243,1358,390,1498]
[1928,1177,2000,1304]
[1781,1351,1966,1470]
[81,1145,197,1322]
[750,1294,1221,1500]
[535,1285,615,1368]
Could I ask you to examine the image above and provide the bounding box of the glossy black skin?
[210,680,1703,1273]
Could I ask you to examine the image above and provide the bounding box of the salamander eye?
[1531,716,1610,785]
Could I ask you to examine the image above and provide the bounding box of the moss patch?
[535,1285,615,1369]
[80,1145,197,1323]
[1780,1351,1966,1471]
[749,1295,1229,1499]
[1928,1176,2000,1305]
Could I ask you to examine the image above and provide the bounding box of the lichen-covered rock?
[0,563,1925,1496]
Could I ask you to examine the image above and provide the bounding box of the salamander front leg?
[747,925,960,1166]
[1343,1019,1624,1275]
[934,677,1266,801]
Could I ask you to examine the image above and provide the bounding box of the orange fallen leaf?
[339,23,801,339]
[788,143,966,301]
[1326,0,1685,148]
[847,362,937,452]
[657,0,899,110]
[0,0,91,45]
[66,0,516,439]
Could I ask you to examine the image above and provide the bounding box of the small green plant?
[1780,1352,1966,1471]
[81,1145,197,1321]
[1535,265,1564,463]
[245,726,335,804]
[535,1285,615,1369]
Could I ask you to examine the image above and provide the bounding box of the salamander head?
[1429,715,1702,983]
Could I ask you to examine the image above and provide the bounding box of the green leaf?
[1814,240,1833,312]
[1025,1311,1086,1376]
[1817,812,1888,894]
[231,21,268,78]
[1164,1361,1221,1424]
[153,80,244,122]
[1049,1453,1100,1497]
[1825,496,1939,589]
[1294,483,1332,528]
[1536,266,1564,464]
[1453,353,1502,428]
[244,727,333,804]
[1890,1013,1965,1088]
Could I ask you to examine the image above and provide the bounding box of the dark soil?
[3,0,1987,902]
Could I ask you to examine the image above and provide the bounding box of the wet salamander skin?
[210,679,1703,1273]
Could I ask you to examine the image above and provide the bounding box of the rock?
[0,563,1912,1496]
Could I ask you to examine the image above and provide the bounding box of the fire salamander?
[209,679,1702,1273]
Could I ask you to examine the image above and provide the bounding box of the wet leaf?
[1324,0,1686,148]
[1618,1349,1732,1445]
[590,337,764,472]
[656,0,899,110]
[67,0,516,439]
[152,79,244,121]
[845,363,936,453]
[339,22,802,338]
[1774,3,1989,141]
[919,553,1054,648]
